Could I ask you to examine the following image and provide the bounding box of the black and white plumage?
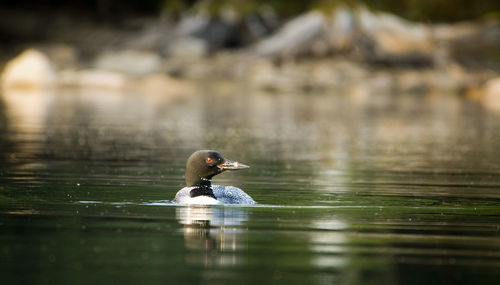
[172,150,256,205]
[173,185,255,205]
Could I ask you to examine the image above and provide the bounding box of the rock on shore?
[483,77,500,112]
[1,49,56,88]
[252,5,499,67]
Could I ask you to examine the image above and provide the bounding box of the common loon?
[172,150,256,205]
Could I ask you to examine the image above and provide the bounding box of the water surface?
[1,87,500,284]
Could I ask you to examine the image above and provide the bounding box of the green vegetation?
[162,0,500,22]
[3,0,499,22]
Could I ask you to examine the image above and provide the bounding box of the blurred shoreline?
[1,3,500,110]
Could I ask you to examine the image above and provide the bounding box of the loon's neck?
[189,178,216,198]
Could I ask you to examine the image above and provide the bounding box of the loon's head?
[185,150,249,187]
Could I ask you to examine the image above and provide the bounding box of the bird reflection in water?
[176,206,249,266]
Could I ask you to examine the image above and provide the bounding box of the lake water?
[1,86,500,284]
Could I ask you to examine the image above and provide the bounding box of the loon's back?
[212,185,256,204]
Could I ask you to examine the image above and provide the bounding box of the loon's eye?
[206,157,212,163]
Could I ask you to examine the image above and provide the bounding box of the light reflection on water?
[1,86,500,284]
[176,206,249,267]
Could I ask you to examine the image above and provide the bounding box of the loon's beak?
[218,159,250,171]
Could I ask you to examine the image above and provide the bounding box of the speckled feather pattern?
[173,185,256,205]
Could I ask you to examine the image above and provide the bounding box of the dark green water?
[1,88,500,284]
